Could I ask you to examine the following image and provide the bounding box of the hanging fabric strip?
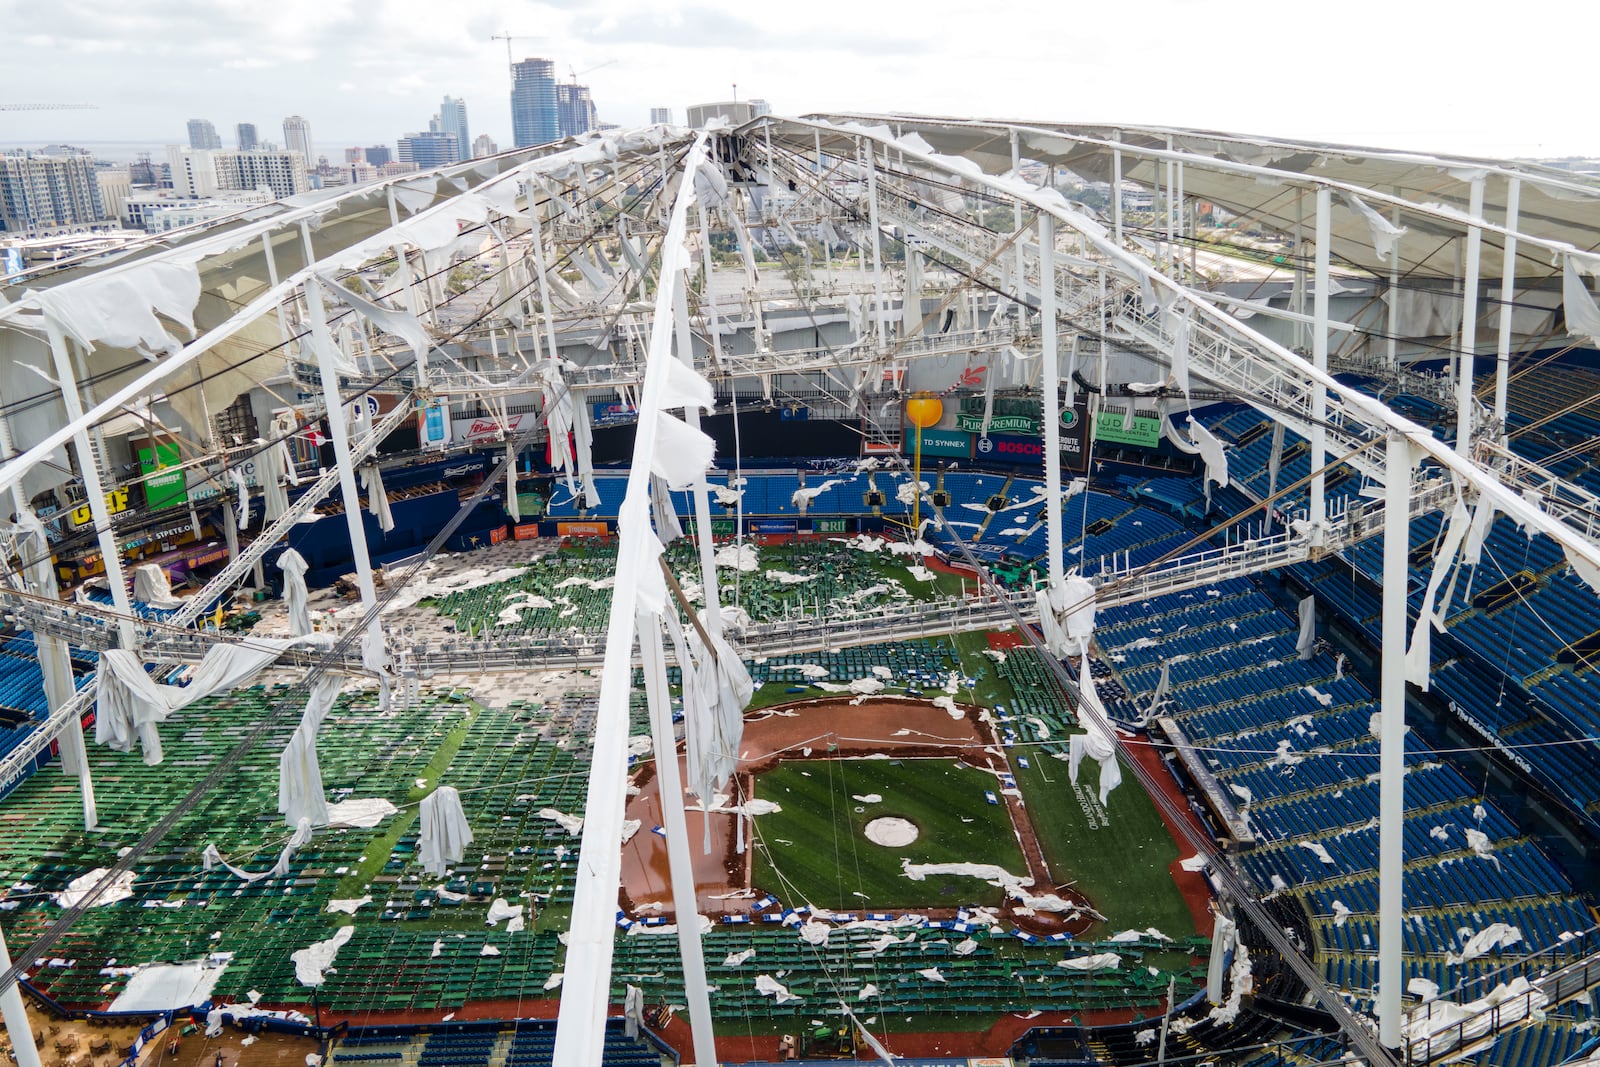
[1341,193,1406,264]
[230,468,251,531]
[418,786,473,876]
[1406,492,1472,691]
[506,446,521,523]
[1167,308,1191,403]
[1562,254,1600,348]
[277,674,342,828]
[361,463,394,532]
[1296,595,1316,660]
[279,549,312,637]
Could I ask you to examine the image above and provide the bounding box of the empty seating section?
[427,539,931,640]
[1097,577,1591,1025]
[1221,393,1600,832]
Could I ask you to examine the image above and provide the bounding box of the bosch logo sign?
[996,439,1042,457]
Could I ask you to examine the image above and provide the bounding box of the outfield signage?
[917,428,971,458]
[972,426,1089,473]
[749,518,799,534]
[137,441,188,510]
[556,521,609,537]
[813,518,848,533]
[687,518,738,537]
[957,413,1035,434]
[453,412,528,446]
[1095,409,1162,448]
[592,400,637,426]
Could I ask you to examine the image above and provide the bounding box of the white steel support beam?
[638,619,718,1067]
[1494,178,1522,431]
[1311,187,1331,532]
[1111,133,1123,245]
[862,139,888,349]
[1456,177,1486,447]
[1386,202,1401,368]
[42,320,136,649]
[1039,213,1064,585]
[1378,431,1412,1049]
[0,923,40,1067]
[305,277,384,669]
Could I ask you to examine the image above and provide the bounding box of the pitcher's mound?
[864,816,919,847]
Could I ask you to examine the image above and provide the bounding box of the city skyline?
[7,0,1599,158]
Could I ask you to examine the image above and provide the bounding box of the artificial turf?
[749,757,1027,910]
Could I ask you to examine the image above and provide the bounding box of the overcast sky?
[3,0,1596,160]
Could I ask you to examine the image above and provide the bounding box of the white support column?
[305,277,384,660]
[1493,178,1521,434]
[1039,214,1064,586]
[697,207,723,366]
[639,619,718,1067]
[0,922,41,1067]
[0,410,96,829]
[1455,176,1486,448]
[524,181,562,368]
[43,321,136,649]
[1378,430,1412,1049]
[1310,188,1330,533]
[1386,206,1401,369]
[1111,132,1123,246]
[673,271,722,637]
[1011,130,1026,300]
[1292,193,1306,353]
[862,140,887,349]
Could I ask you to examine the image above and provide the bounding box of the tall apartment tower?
[556,84,596,139]
[166,146,218,198]
[187,119,222,150]
[236,123,259,151]
[649,107,674,125]
[510,58,558,148]
[0,154,107,234]
[436,97,471,160]
[396,132,460,169]
[282,116,314,164]
[213,150,308,198]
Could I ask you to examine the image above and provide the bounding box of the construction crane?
[0,104,97,112]
[489,31,545,74]
[568,61,616,85]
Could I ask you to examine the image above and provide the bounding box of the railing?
[1404,927,1600,1064]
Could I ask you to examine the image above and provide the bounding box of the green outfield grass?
[750,758,1026,910]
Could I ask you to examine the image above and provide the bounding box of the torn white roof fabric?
[418,786,474,876]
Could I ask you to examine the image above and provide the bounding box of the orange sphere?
[905,395,944,429]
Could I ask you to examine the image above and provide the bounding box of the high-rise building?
[650,107,674,125]
[471,134,499,159]
[0,153,108,234]
[396,132,460,169]
[96,167,131,222]
[364,145,391,167]
[557,84,597,139]
[510,58,558,148]
[166,146,218,198]
[187,119,222,150]
[435,97,471,160]
[236,123,258,151]
[213,150,308,199]
[282,116,313,165]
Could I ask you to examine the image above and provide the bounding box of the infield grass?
[750,757,1026,910]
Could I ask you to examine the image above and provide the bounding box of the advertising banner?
[749,518,799,535]
[1095,409,1162,447]
[419,402,452,451]
[137,441,188,510]
[452,412,528,446]
[556,521,609,537]
[592,400,637,426]
[917,428,972,459]
[513,523,543,540]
